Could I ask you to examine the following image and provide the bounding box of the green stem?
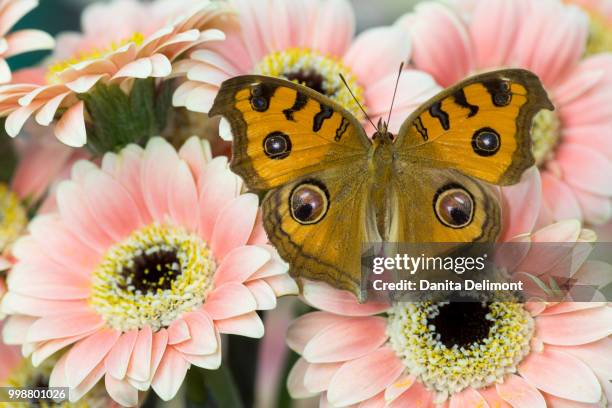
[203,364,245,408]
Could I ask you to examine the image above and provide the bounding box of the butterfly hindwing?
[209,75,370,191]
[394,69,553,185]
[261,167,378,297]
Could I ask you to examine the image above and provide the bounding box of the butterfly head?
[372,117,394,144]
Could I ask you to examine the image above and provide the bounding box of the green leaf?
[79,78,174,154]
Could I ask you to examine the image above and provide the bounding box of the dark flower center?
[429,302,493,348]
[121,249,183,293]
[284,69,329,96]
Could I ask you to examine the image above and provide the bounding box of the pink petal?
[205,282,257,320]
[478,386,512,408]
[304,362,342,393]
[198,157,241,241]
[126,326,152,383]
[105,374,139,407]
[572,187,612,225]
[469,0,522,68]
[83,168,143,241]
[141,137,180,220]
[65,329,121,388]
[500,166,542,240]
[327,347,404,407]
[173,311,217,356]
[343,25,410,87]
[544,393,601,407]
[548,338,612,379]
[177,136,211,186]
[540,172,582,222]
[210,193,259,260]
[512,1,587,85]
[264,274,298,297]
[389,381,434,407]
[245,280,277,310]
[5,99,43,137]
[450,387,491,408]
[113,58,152,79]
[555,143,612,195]
[167,319,191,345]
[399,2,472,87]
[181,328,222,370]
[105,330,138,380]
[496,374,546,408]
[287,357,317,399]
[302,281,389,316]
[5,29,54,57]
[215,311,264,338]
[168,161,199,231]
[311,0,354,56]
[303,316,388,363]
[32,333,94,367]
[55,101,87,147]
[535,306,612,345]
[214,245,271,287]
[55,181,112,252]
[384,374,416,403]
[518,348,602,403]
[26,312,105,343]
[151,346,190,401]
[70,361,107,402]
[2,315,36,344]
[564,126,612,162]
[287,311,346,353]
[2,293,88,318]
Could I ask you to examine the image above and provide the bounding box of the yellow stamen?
[254,48,366,121]
[387,302,534,397]
[46,32,145,83]
[0,183,27,253]
[531,109,561,167]
[90,222,215,332]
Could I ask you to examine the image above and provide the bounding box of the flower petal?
[327,347,404,407]
[518,348,602,403]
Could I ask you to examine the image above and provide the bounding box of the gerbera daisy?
[399,0,612,226]
[0,0,231,149]
[1,136,295,406]
[0,328,117,407]
[0,0,54,84]
[173,0,441,138]
[286,171,612,407]
[1,127,83,309]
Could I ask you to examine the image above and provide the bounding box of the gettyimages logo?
[360,242,611,303]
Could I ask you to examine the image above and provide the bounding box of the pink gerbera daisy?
[286,172,612,407]
[0,0,230,147]
[173,0,441,137]
[1,137,295,406]
[0,322,116,407]
[398,0,612,226]
[1,128,83,308]
[0,0,54,83]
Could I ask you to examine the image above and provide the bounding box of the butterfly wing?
[209,75,371,191]
[262,167,379,299]
[387,166,500,244]
[210,75,375,298]
[393,69,553,185]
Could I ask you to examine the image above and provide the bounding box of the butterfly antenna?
[339,73,378,130]
[386,61,404,127]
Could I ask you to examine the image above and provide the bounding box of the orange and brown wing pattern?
[394,69,553,185]
[209,75,370,191]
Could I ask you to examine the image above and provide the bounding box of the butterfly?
[209,68,553,301]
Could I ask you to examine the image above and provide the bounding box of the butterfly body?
[210,70,553,300]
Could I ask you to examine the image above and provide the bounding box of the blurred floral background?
[0,0,611,407]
